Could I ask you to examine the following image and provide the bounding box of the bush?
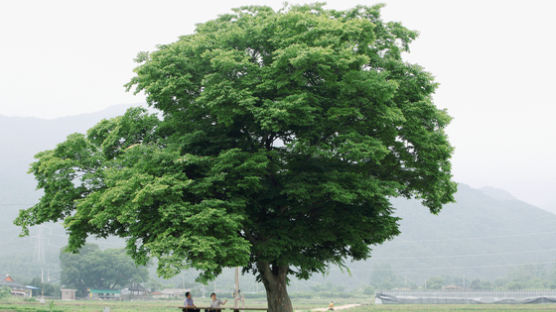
[363,286,375,295]
[28,278,60,298]
[426,277,444,290]
[289,292,314,299]
[0,287,11,298]
[241,292,266,299]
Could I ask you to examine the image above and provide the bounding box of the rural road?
[304,303,362,311]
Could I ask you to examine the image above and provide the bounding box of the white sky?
[1,0,555,212]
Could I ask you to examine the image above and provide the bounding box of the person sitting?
[208,292,227,312]
[234,289,246,308]
[184,291,200,312]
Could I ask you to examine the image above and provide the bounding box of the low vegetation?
[1,299,556,312]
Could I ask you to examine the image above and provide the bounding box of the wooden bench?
[179,307,267,312]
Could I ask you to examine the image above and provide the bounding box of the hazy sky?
[1,0,555,212]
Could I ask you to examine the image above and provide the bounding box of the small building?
[0,275,32,297]
[88,289,121,300]
[61,288,77,300]
[443,285,464,291]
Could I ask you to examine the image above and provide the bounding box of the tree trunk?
[257,262,293,312]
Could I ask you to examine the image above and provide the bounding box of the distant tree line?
[2,245,148,298]
[60,244,148,297]
[28,277,60,297]
[367,264,556,292]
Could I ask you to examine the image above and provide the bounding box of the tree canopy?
[16,4,455,311]
[60,244,148,296]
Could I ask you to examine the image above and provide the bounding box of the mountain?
[0,104,132,282]
[1,106,556,291]
[0,104,131,205]
[480,186,517,201]
[309,184,556,289]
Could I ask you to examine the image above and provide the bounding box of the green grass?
[1,298,556,312]
[350,305,556,312]
[0,298,182,312]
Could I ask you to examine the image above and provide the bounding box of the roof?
[0,281,26,289]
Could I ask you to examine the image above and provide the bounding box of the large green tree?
[60,244,148,296]
[16,4,455,311]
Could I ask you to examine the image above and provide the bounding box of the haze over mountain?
[0,105,131,282]
[1,105,556,291]
[0,104,131,205]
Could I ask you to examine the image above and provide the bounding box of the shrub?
[0,287,11,299]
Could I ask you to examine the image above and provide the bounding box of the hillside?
[0,105,130,206]
[0,105,131,282]
[1,106,556,290]
[353,185,556,284]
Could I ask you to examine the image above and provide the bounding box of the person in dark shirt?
[184,291,200,312]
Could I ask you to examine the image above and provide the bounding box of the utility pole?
[34,225,45,283]
[233,267,245,310]
[234,267,239,309]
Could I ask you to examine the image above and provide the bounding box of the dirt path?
[304,303,362,311]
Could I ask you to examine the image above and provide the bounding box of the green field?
[0,297,339,312]
[1,298,556,312]
[351,305,556,312]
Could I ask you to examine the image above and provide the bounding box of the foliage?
[60,244,148,296]
[426,277,444,290]
[363,286,375,295]
[15,3,455,311]
[369,264,556,291]
[493,264,556,290]
[370,264,403,290]
[0,287,11,299]
[29,278,60,297]
[470,279,492,290]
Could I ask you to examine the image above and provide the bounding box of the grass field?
[351,304,556,311]
[1,298,556,312]
[0,296,366,312]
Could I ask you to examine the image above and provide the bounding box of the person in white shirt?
[208,292,227,312]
